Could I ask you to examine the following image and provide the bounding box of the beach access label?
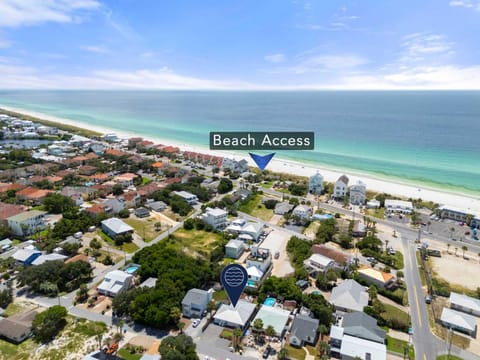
[209,131,314,150]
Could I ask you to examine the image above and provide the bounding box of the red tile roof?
[0,202,26,220]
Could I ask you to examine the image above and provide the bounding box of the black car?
[262,345,272,359]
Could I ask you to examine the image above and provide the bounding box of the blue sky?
[0,0,480,89]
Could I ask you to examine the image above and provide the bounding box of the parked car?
[274,251,280,259]
[262,345,272,359]
[425,295,432,304]
[192,319,200,328]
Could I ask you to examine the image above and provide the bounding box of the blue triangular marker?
[249,152,275,171]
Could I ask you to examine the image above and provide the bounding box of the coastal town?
[0,110,478,360]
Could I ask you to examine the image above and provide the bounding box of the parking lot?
[260,229,294,277]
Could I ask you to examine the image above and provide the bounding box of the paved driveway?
[260,229,294,277]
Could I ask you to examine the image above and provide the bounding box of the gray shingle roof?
[290,314,319,342]
[330,279,369,312]
[342,312,386,344]
[182,288,209,306]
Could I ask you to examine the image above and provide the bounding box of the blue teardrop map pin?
[221,264,248,308]
[249,152,275,171]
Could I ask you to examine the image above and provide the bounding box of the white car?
[192,319,200,328]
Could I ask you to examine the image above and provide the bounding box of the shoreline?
[1,104,480,214]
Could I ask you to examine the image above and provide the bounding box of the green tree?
[159,334,199,360]
[112,184,124,196]
[232,327,243,351]
[462,245,468,258]
[76,283,89,303]
[32,305,68,343]
[43,193,76,214]
[253,318,264,332]
[217,178,233,194]
[0,287,13,308]
[265,325,276,337]
[277,347,289,360]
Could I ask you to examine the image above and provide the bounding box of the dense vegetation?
[217,177,233,194]
[159,335,199,360]
[32,305,68,343]
[18,260,92,296]
[43,193,76,214]
[112,243,214,328]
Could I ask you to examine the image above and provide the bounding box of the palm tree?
[116,319,124,334]
[385,239,389,253]
[178,321,185,334]
[447,243,451,254]
[207,300,217,318]
[454,247,458,256]
[277,347,289,360]
[318,324,328,341]
[265,325,276,338]
[450,227,455,239]
[319,341,329,356]
[169,306,181,327]
[232,328,243,351]
[462,245,468,259]
[427,221,431,231]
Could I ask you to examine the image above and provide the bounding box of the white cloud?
[449,0,480,10]
[291,54,368,73]
[0,39,11,48]
[0,0,100,27]
[264,54,286,63]
[402,33,454,57]
[81,45,110,54]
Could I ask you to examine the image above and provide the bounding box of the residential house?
[384,199,413,214]
[352,221,366,237]
[334,175,349,199]
[246,266,264,285]
[440,308,477,337]
[0,309,39,343]
[253,305,291,337]
[97,270,134,297]
[7,210,46,237]
[308,171,324,195]
[246,247,271,274]
[78,165,97,176]
[102,198,125,214]
[101,218,134,239]
[329,312,386,359]
[16,187,53,205]
[114,173,138,188]
[289,314,319,347]
[357,267,396,289]
[311,244,350,268]
[103,133,119,142]
[225,239,245,259]
[181,288,213,318]
[173,190,198,204]
[292,204,311,221]
[213,300,257,330]
[330,279,369,313]
[201,207,228,230]
[128,137,143,147]
[134,207,150,218]
[11,249,42,266]
[145,200,167,212]
[85,203,109,217]
[0,238,13,252]
[0,202,26,226]
[449,292,480,317]
[222,158,249,174]
[274,202,294,215]
[31,253,67,266]
[349,181,366,205]
[366,199,381,209]
[303,253,335,277]
[139,277,157,289]
[227,220,264,242]
[121,191,141,208]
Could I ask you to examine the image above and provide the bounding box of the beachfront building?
[7,210,46,237]
[173,190,198,205]
[201,207,228,230]
[436,205,480,228]
[303,253,335,277]
[309,171,324,195]
[366,199,381,209]
[222,158,249,174]
[349,181,366,205]
[384,199,413,214]
[334,175,349,199]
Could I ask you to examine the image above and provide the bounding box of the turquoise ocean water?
[0,90,479,196]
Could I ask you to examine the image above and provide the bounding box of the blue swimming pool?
[264,297,276,307]
[312,213,334,221]
[124,264,140,274]
[247,280,256,287]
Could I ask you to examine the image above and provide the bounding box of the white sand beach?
[2,105,480,214]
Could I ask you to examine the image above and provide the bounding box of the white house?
[247,266,264,284]
[213,300,256,330]
[181,288,212,318]
[309,171,324,195]
[222,158,249,174]
[334,175,349,199]
[173,190,198,204]
[201,207,228,230]
[7,210,46,237]
[253,305,291,337]
[304,253,335,277]
[101,218,134,239]
[441,307,477,337]
[449,292,480,317]
[349,181,366,205]
[330,279,369,313]
[225,239,245,259]
[384,199,413,214]
[366,199,381,209]
[246,247,271,274]
[292,205,311,220]
[97,270,133,297]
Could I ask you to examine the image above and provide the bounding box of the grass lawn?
[380,304,410,332]
[366,208,385,219]
[124,217,162,242]
[96,230,138,253]
[393,251,405,269]
[213,289,228,302]
[141,177,152,185]
[437,356,464,360]
[260,181,274,189]
[12,239,21,246]
[238,194,273,221]
[386,335,414,359]
[168,228,224,259]
[0,338,36,360]
[285,345,306,360]
[3,302,33,317]
[118,348,142,360]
